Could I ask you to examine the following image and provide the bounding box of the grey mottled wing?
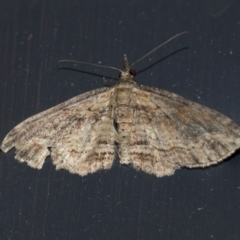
[1,87,118,176]
[122,85,240,177]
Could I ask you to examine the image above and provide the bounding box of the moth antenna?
[130,31,188,68]
[59,31,188,73]
[58,59,122,73]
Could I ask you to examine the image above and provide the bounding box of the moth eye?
[119,72,122,78]
[129,69,136,76]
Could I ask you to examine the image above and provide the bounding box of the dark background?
[0,0,240,239]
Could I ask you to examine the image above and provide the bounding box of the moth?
[1,32,240,177]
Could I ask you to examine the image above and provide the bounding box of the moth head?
[119,68,137,81]
[118,54,137,81]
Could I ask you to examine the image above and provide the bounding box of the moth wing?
[119,85,240,177]
[1,87,118,176]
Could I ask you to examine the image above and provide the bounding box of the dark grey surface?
[0,0,240,239]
